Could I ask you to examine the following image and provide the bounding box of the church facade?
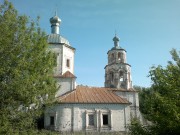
[44,14,141,133]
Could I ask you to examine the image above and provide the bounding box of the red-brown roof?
[54,71,76,78]
[57,85,131,104]
[108,87,137,92]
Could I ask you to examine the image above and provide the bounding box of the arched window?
[120,53,124,62]
[110,72,114,82]
[119,71,124,82]
[66,59,70,68]
[118,52,120,60]
[111,53,114,59]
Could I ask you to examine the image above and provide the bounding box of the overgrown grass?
[41,131,127,135]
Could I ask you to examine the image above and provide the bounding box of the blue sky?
[4,0,180,87]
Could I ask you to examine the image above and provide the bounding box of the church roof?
[54,71,76,78]
[57,85,132,104]
[107,46,127,53]
[48,34,70,46]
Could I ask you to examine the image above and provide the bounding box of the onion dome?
[50,15,61,24]
[48,13,71,46]
[49,12,61,34]
[113,35,120,42]
[113,34,120,47]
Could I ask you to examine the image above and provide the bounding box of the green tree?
[133,85,152,114]
[0,0,57,134]
[130,49,180,135]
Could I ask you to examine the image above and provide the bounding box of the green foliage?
[129,118,151,135]
[133,85,152,114]
[0,0,57,134]
[130,49,180,135]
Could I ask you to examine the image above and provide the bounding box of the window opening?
[110,72,114,82]
[103,114,108,125]
[88,114,94,126]
[119,71,124,82]
[66,59,70,68]
[50,116,54,126]
[120,53,124,62]
[120,53,123,58]
[120,77,123,82]
[111,53,114,58]
[118,52,120,59]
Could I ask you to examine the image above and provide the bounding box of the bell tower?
[104,35,132,89]
[48,13,76,97]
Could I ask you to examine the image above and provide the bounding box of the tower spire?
[113,33,120,47]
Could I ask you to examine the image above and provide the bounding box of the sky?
[3,0,180,87]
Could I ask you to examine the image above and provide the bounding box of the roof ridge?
[77,85,135,92]
[58,85,131,104]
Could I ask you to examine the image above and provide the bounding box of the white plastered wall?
[55,78,76,97]
[62,45,75,74]
[115,91,141,120]
[48,44,63,75]
[48,44,75,76]
[44,103,131,132]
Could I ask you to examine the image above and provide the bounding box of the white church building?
[44,14,141,133]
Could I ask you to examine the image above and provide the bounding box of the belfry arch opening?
[118,52,121,60]
[110,72,114,82]
[117,52,124,62]
[111,53,114,59]
[119,71,124,82]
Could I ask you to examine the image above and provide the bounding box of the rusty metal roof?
[57,85,131,104]
[108,87,137,92]
[54,71,76,78]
